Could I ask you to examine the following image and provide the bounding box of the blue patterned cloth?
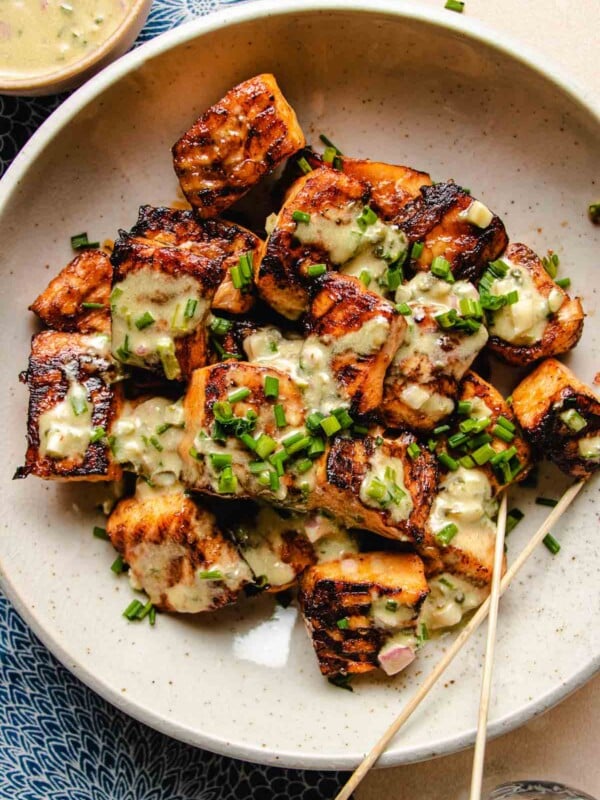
[0,3,348,796]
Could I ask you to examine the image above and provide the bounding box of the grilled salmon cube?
[172,74,305,218]
[396,181,508,283]
[229,506,358,591]
[511,358,600,478]
[341,157,432,219]
[29,249,111,334]
[126,205,261,315]
[257,166,411,319]
[180,361,313,508]
[382,273,489,431]
[110,227,221,381]
[312,432,438,545]
[15,330,122,481]
[483,243,584,366]
[298,552,428,677]
[305,273,406,415]
[107,487,252,613]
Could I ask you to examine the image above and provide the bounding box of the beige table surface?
[356,1,599,798]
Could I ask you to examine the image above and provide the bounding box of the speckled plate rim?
[1,0,599,770]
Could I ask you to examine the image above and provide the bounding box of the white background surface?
[357,5,599,798]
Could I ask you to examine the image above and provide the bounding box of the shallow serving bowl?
[0,0,598,771]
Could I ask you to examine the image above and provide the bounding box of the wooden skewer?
[469,491,508,800]
[334,479,586,800]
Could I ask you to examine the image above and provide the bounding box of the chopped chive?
[435,309,458,329]
[308,436,325,458]
[438,452,459,471]
[559,408,587,432]
[90,426,106,443]
[457,400,472,415]
[459,455,476,468]
[472,443,496,465]
[336,618,350,630]
[588,202,600,224]
[209,316,232,336]
[542,252,559,278]
[238,252,253,282]
[134,311,155,330]
[505,290,519,305]
[111,554,126,574]
[490,445,517,466]
[269,450,288,476]
[239,432,257,451]
[320,415,342,437]
[71,232,99,250]
[228,387,251,403]
[359,270,372,287]
[385,600,398,612]
[297,156,312,174]
[249,460,270,474]
[198,569,223,580]
[436,523,458,546]
[492,424,515,443]
[407,442,421,460]
[536,497,558,507]
[448,432,469,449]
[356,205,378,229]
[307,263,327,278]
[468,432,493,450]
[264,375,279,399]
[496,415,516,433]
[155,422,172,436]
[411,241,424,260]
[445,0,464,11]
[488,259,509,278]
[352,424,369,436]
[70,392,88,417]
[430,255,454,282]
[292,210,310,224]
[269,469,280,491]
[419,622,430,643]
[149,607,156,626]
[543,533,561,555]
[366,477,387,502]
[283,431,305,448]
[123,599,143,620]
[286,436,312,456]
[296,458,313,474]
[136,600,153,621]
[433,424,450,436]
[332,407,353,429]
[459,298,482,318]
[322,145,337,164]
[213,400,233,422]
[157,341,180,380]
[274,403,287,428]
[427,438,438,452]
[93,526,109,540]
[209,453,232,470]
[81,301,105,309]
[306,411,326,432]
[395,302,412,315]
[328,674,353,692]
[184,298,198,318]
[255,434,277,459]
[149,435,163,452]
[506,508,524,535]
[319,134,343,154]
[217,466,238,494]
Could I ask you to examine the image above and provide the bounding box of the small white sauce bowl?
[0,0,152,96]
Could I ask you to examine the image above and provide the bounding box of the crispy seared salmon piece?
[483,243,584,365]
[29,249,111,334]
[126,205,261,314]
[15,330,122,481]
[382,273,488,431]
[298,552,428,677]
[256,167,368,319]
[312,432,438,545]
[110,222,225,380]
[180,361,312,507]
[172,74,305,218]
[107,487,252,613]
[305,274,406,415]
[340,158,432,219]
[512,358,600,478]
[229,507,358,591]
[395,181,508,283]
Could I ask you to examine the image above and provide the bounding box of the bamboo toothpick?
[334,479,586,800]
[469,492,508,800]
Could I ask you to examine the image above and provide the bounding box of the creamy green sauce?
[0,0,131,79]
[488,260,561,345]
[359,448,414,523]
[429,467,498,548]
[293,202,408,296]
[578,435,600,460]
[111,397,185,487]
[111,268,207,380]
[370,598,416,629]
[468,396,493,420]
[420,572,488,630]
[38,378,93,460]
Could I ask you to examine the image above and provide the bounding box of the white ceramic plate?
[1,0,599,771]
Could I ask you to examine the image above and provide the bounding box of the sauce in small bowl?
[0,0,151,95]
